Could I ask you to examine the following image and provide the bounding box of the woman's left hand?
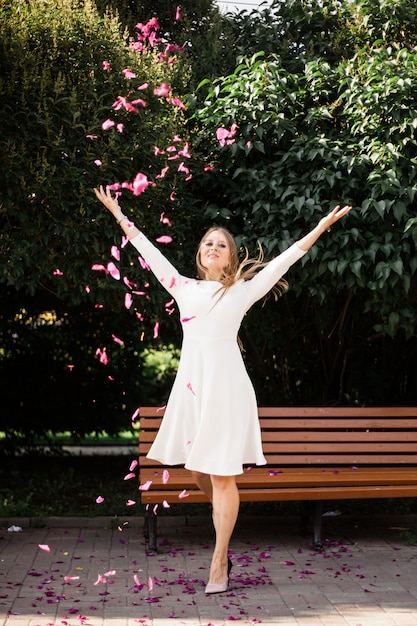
[319,204,352,231]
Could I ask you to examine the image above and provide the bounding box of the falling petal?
[111,246,120,261]
[181,316,196,323]
[107,262,120,280]
[130,459,138,471]
[162,500,170,508]
[102,60,111,70]
[175,5,181,20]
[112,334,124,345]
[53,268,63,275]
[96,496,104,504]
[178,489,189,499]
[186,382,196,395]
[153,504,158,514]
[126,500,136,506]
[124,292,133,309]
[117,123,124,133]
[153,322,159,338]
[154,82,170,97]
[122,68,136,79]
[124,473,136,481]
[139,480,152,491]
[94,159,102,166]
[102,119,115,130]
[162,469,170,484]
[131,407,140,424]
[160,212,172,225]
[156,235,173,244]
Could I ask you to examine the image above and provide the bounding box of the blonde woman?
[94,185,351,594]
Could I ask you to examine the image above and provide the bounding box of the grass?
[0,454,142,518]
[1,453,417,521]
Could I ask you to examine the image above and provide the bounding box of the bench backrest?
[138,407,417,467]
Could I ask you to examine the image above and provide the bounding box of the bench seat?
[138,407,417,550]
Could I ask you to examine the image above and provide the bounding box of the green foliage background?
[1,0,417,450]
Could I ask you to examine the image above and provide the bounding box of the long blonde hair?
[195,226,288,301]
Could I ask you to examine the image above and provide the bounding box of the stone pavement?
[1,513,417,626]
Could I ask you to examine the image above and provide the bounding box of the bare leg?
[191,470,213,502]
[207,474,239,585]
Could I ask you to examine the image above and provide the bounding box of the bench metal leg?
[143,505,158,552]
[299,500,324,550]
[312,500,324,550]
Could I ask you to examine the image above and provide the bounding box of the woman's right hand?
[93,185,125,222]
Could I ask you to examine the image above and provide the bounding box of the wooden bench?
[138,406,417,551]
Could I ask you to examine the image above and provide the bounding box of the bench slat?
[141,484,417,504]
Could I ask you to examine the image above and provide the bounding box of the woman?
[94,185,351,593]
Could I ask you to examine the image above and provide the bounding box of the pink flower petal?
[155,235,172,244]
[64,576,80,581]
[153,322,159,338]
[111,245,120,261]
[181,316,196,323]
[102,119,115,130]
[162,469,170,484]
[126,499,136,506]
[96,496,104,504]
[111,334,123,346]
[139,480,152,491]
[148,576,153,592]
[124,472,136,481]
[38,544,51,552]
[107,262,120,280]
[162,500,170,508]
[130,459,138,471]
[154,82,170,97]
[178,489,189,499]
[124,292,133,309]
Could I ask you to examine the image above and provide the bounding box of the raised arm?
[297,204,352,251]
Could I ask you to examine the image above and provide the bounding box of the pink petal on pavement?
[148,576,153,592]
[39,545,51,552]
[64,576,80,581]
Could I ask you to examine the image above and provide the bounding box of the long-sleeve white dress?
[130,232,306,476]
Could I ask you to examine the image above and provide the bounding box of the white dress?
[130,232,306,476]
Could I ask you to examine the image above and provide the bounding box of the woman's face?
[199,229,231,278]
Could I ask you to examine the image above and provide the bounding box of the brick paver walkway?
[1,514,417,625]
